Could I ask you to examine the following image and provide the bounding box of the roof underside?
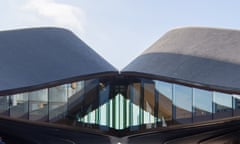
[123,27,240,92]
[0,28,117,93]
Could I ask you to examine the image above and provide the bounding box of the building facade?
[1,27,240,143]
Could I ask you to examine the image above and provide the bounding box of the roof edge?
[121,71,240,95]
[0,26,72,33]
[0,71,118,96]
[165,26,240,33]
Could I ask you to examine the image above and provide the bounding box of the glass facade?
[0,76,239,132]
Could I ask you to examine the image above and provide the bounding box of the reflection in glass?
[68,81,84,110]
[67,81,85,125]
[68,82,84,96]
[214,92,232,119]
[109,98,113,128]
[99,83,109,129]
[29,89,48,121]
[112,94,125,130]
[233,94,240,116]
[155,81,172,126]
[193,89,212,122]
[1,77,240,131]
[119,94,125,129]
[130,83,141,129]
[49,85,68,122]
[10,93,29,119]
[0,96,9,116]
[126,98,130,128]
[174,84,192,123]
[143,82,155,128]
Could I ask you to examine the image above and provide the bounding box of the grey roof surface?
[122,27,240,92]
[0,27,117,93]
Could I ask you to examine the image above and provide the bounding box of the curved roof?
[0,27,117,94]
[122,27,240,92]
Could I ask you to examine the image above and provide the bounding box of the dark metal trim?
[0,71,118,96]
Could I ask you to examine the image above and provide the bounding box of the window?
[143,82,155,127]
[174,84,192,124]
[49,85,68,122]
[233,94,240,116]
[99,83,109,129]
[0,96,10,116]
[155,81,173,126]
[193,88,212,122]
[10,93,29,119]
[29,89,48,121]
[214,92,232,119]
[130,83,141,130]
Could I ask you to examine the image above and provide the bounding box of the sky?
[1,0,240,70]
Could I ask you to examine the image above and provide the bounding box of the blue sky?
[1,0,240,69]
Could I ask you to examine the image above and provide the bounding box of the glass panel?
[99,103,107,126]
[155,81,172,127]
[214,92,232,119]
[193,88,212,122]
[76,79,99,128]
[10,93,29,119]
[49,84,68,122]
[29,89,48,121]
[130,83,141,130]
[143,82,155,128]
[233,94,240,116]
[99,82,109,130]
[119,94,125,129]
[76,80,111,129]
[85,104,93,124]
[109,99,113,128]
[68,81,84,111]
[114,94,119,129]
[174,84,192,124]
[0,96,9,116]
[68,81,84,97]
[67,81,85,124]
[89,109,96,124]
[126,98,130,128]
